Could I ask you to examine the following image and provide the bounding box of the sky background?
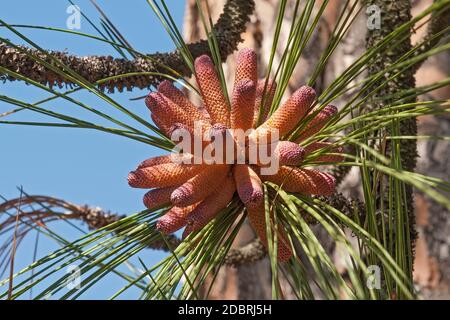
[0,0,186,299]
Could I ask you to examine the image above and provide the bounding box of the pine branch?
[0,193,364,267]
[0,0,255,93]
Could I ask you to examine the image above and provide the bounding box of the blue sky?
[0,0,186,299]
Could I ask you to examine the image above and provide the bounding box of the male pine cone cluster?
[128,48,342,262]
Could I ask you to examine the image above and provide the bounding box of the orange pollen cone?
[157,80,206,122]
[170,165,230,207]
[258,85,316,138]
[304,141,344,163]
[146,92,194,128]
[295,105,338,142]
[253,79,277,127]
[234,48,257,88]
[194,55,230,126]
[262,166,336,196]
[182,176,236,238]
[143,186,178,210]
[231,79,256,131]
[156,205,197,234]
[137,154,174,170]
[246,202,293,262]
[233,164,263,209]
[128,163,204,189]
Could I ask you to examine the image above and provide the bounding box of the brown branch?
[0,195,263,267]
[224,238,266,267]
[315,192,366,223]
[0,0,255,93]
[330,143,356,187]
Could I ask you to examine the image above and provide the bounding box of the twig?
[0,193,365,267]
[0,0,255,92]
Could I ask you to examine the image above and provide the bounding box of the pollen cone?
[274,141,305,166]
[253,79,277,127]
[233,164,263,209]
[143,186,177,210]
[171,165,230,207]
[157,80,206,122]
[156,205,197,234]
[194,55,230,126]
[234,48,257,87]
[257,85,316,138]
[183,176,236,238]
[262,166,336,196]
[137,154,174,169]
[295,105,337,142]
[246,202,293,262]
[304,142,344,163]
[128,163,203,188]
[146,92,194,129]
[231,79,256,131]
